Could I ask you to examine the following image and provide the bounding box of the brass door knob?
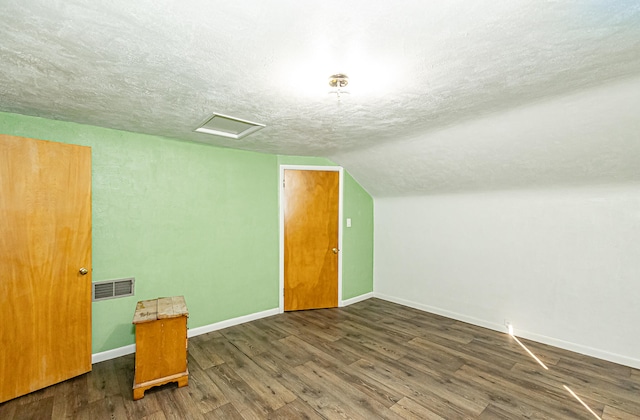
[332,248,338,254]
[79,267,88,275]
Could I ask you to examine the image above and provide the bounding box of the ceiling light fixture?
[328,73,349,100]
[328,73,349,89]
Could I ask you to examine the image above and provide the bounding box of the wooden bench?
[132,296,189,400]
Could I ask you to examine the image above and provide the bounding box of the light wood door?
[283,169,339,311]
[0,135,92,403]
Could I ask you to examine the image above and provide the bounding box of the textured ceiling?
[1,0,640,196]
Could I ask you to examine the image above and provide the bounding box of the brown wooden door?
[0,135,92,403]
[283,169,339,311]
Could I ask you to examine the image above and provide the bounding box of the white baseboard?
[373,292,640,370]
[92,307,280,364]
[341,292,374,307]
[512,329,640,370]
[92,344,136,364]
[374,293,506,333]
[187,308,279,338]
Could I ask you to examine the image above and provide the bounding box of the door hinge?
[282,178,285,188]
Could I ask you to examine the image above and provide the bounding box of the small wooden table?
[132,296,189,400]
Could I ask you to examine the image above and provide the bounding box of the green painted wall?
[342,170,374,299]
[1,112,373,354]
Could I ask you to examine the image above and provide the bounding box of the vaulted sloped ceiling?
[1,1,639,196]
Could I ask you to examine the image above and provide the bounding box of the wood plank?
[339,326,409,361]
[204,364,273,418]
[255,342,398,414]
[522,336,631,377]
[390,396,446,420]
[359,299,433,320]
[408,336,517,371]
[398,346,465,375]
[331,302,387,323]
[50,372,90,419]
[278,365,365,419]
[182,364,229,413]
[134,296,188,324]
[187,334,226,370]
[157,296,188,319]
[133,299,159,324]
[252,354,339,418]
[219,325,269,358]
[187,339,224,371]
[153,385,204,420]
[243,318,290,342]
[140,412,167,420]
[338,318,416,345]
[87,360,121,403]
[454,362,590,419]
[208,333,264,368]
[266,398,323,420]
[87,395,128,420]
[477,403,521,419]
[294,360,399,419]
[278,335,344,368]
[13,396,55,420]
[348,358,481,419]
[0,398,17,419]
[319,361,403,409]
[233,357,297,411]
[510,362,640,415]
[290,332,363,366]
[602,404,640,420]
[207,403,245,420]
[251,313,303,337]
[282,311,346,342]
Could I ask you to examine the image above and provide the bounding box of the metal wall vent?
[92,277,135,302]
[194,113,265,139]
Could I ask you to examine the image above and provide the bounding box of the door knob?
[79,267,88,275]
[332,248,338,254]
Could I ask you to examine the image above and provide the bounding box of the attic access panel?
[194,113,265,139]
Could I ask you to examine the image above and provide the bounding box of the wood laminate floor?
[1,298,639,419]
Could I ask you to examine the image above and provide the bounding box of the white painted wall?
[375,184,640,368]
